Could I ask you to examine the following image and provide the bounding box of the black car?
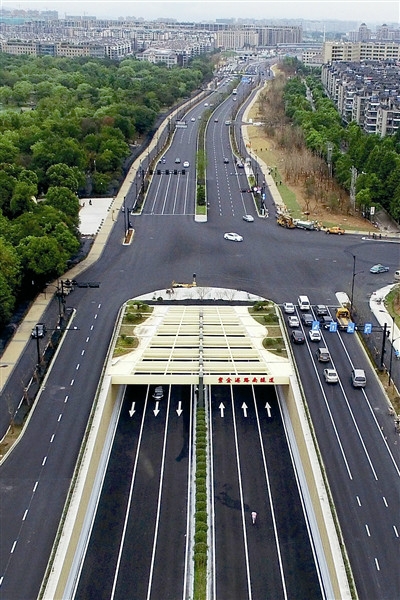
[315,304,328,316]
[319,315,334,329]
[291,330,305,344]
[223,158,229,164]
[301,313,313,327]
[31,322,46,338]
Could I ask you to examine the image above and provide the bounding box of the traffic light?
[157,169,161,175]
[182,169,186,175]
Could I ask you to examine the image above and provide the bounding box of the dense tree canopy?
[0,52,214,327]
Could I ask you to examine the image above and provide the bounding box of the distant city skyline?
[2,1,399,26]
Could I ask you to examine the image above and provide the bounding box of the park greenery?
[279,57,400,221]
[0,53,213,328]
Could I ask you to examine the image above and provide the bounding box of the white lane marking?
[253,389,289,599]
[70,379,75,386]
[42,457,47,466]
[374,558,380,571]
[383,496,388,507]
[393,525,399,538]
[50,434,55,443]
[231,389,253,600]
[76,363,80,370]
[335,334,398,479]
[146,391,172,600]
[303,336,353,479]
[110,392,149,599]
[356,496,362,506]
[365,524,371,537]
[90,325,94,330]
[33,482,38,493]
[58,414,62,422]
[64,395,69,403]
[98,304,101,308]
[22,510,28,521]
[10,541,17,553]
[86,337,90,342]
[209,389,217,600]
[81,350,85,356]
[94,314,98,319]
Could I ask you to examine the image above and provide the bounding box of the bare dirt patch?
[246,90,372,232]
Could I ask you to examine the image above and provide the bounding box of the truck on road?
[335,292,353,331]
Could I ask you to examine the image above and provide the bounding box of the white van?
[297,295,311,311]
[394,270,400,281]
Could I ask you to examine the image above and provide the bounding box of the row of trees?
[0,53,214,328]
[282,58,400,221]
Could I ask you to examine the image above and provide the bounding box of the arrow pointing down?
[129,401,135,417]
[176,401,183,416]
[153,401,160,417]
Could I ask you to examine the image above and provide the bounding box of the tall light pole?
[388,313,400,386]
[350,254,363,316]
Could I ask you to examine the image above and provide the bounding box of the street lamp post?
[350,254,363,316]
[388,314,400,385]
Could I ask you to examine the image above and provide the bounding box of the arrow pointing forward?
[241,402,248,417]
[265,402,272,418]
[176,401,183,416]
[129,401,136,417]
[219,402,225,417]
[153,401,160,416]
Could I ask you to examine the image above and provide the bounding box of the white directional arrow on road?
[219,403,225,417]
[176,401,183,416]
[153,401,160,417]
[241,402,248,417]
[128,402,136,417]
[265,402,272,418]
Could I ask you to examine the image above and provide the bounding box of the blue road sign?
[347,322,356,333]
[364,323,372,334]
[329,322,338,333]
[312,321,320,330]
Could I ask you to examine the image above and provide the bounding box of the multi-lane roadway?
[0,73,398,600]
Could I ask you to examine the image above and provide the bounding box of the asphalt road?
[288,308,400,600]
[75,383,323,600]
[0,74,399,600]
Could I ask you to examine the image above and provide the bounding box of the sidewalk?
[370,284,400,355]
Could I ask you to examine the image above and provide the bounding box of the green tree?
[9,181,37,217]
[45,186,80,225]
[46,163,81,192]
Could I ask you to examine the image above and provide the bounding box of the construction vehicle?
[277,214,295,228]
[171,280,197,288]
[335,292,352,331]
[293,219,321,231]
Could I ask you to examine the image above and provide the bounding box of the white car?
[324,368,339,384]
[243,214,254,222]
[175,157,181,164]
[288,315,299,328]
[224,232,243,242]
[309,329,321,342]
[191,117,196,122]
[204,102,209,106]
[283,302,295,314]
[183,161,190,168]
[152,386,164,399]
